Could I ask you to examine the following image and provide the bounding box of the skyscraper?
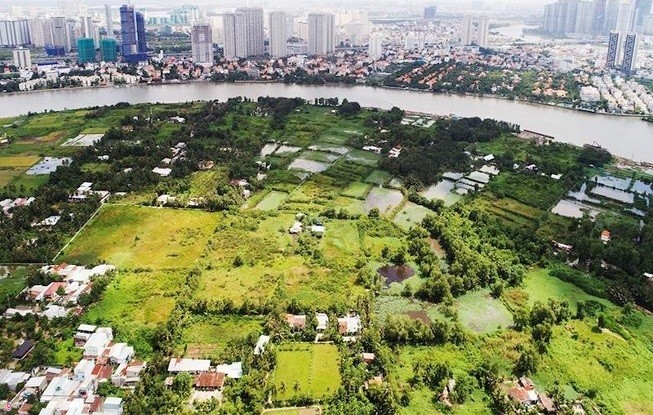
[622,32,638,74]
[606,30,621,67]
[0,20,30,47]
[615,0,636,32]
[634,0,652,27]
[368,32,384,59]
[81,16,99,47]
[50,16,72,51]
[575,0,595,33]
[105,5,114,36]
[237,8,264,57]
[120,5,147,63]
[269,11,288,58]
[461,15,488,47]
[592,0,608,33]
[308,13,335,55]
[604,0,621,32]
[191,23,213,64]
[222,13,238,58]
[424,6,437,19]
[77,37,96,63]
[13,47,31,69]
[101,37,118,61]
[28,18,50,47]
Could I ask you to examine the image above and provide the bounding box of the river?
[1,82,652,161]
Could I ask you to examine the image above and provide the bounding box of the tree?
[515,349,538,376]
[171,372,193,399]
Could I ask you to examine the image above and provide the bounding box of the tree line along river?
[0,82,652,162]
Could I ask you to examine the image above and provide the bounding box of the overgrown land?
[1,97,652,415]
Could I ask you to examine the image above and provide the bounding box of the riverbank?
[3,79,648,120]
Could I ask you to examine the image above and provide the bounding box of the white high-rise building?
[236,7,264,57]
[81,16,99,47]
[368,32,384,59]
[622,32,639,74]
[269,11,287,58]
[616,0,636,33]
[0,20,30,47]
[28,18,50,47]
[222,13,238,58]
[191,23,213,64]
[461,15,489,47]
[105,5,113,36]
[13,47,31,69]
[51,16,71,50]
[208,16,223,44]
[295,18,308,41]
[308,12,335,55]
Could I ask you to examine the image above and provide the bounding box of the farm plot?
[341,181,372,199]
[455,289,514,333]
[344,149,380,166]
[288,158,331,174]
[256,191,289,211]
[25,157,71,175]
[420,180,461,206]
[364,170,391,185]
[178,316,264,359]
[273,343,341,401]
[364,187,404,214]
[0,156,41,168]
[62,205,218,268]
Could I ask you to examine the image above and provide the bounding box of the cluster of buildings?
[582,74,653,112]
[3,264,114,320]
[543,0,652,36]
[504,376,558,414]
[1,325,143,415]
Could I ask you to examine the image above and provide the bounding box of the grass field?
[273,343,341,401]
[455,289,514,333]
[365,170,391,185]
[62,205,218,268]
[256,191,289,211]
[178,316,263,360]
[365,187,404,214]
[0,156,40,167]
[0,269,27,300]
[0,168,24,187]
[393,202,434,230]
[341,181,372,199]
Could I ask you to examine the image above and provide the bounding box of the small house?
[310,224,325,237]
[285,314,307,330]
[316,312,329,331]
[600,230,611,243]
[195,372,225,391]
[12,340,34,360]
[361,353,375,364]
[254,335,270,355]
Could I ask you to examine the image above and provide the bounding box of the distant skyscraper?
[13,47,31,69]
[269,11,288,58]
[101,37,117,61]
[81,16,99,47]
[575,0,595,33]
[308,13,335,55]
[105,5,114,36]
[238,8,264,57]
[222,13,238,58]
[604,0,622,32]
[461,15,488,47]
[606,30,621,67]
[77,37,95,63]
[424,6,437,19]
[50,16,72,51]
[191,23,213,64]
[368,32,383,58]
[0,20,30,47]
[592,0,608,33]
[634,0,652,27]
[28,18,50,47]
[622,32,638,74]
[615,0,636,32]
[120,5,147,63]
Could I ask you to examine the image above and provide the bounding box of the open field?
[262,406,322,415]
[0,156,40,167]
[393,202,434,230]
[365,187,404,214]
[0,270,27,301]
[61,205,218,268]
[0,168,24,187]
[365,170,391,185]
[455,289,514,333]
[256,191,289,211]
[273,343,341,401]
[178,316,263,360]
[341,181,372,199]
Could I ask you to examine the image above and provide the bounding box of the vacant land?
[257,191,289,211]
[178,316,263,360]
[455,289,514,333]
[273,343,341,401]
[365,187,404,214]
[393,202,434,230]
[62,205,218,268]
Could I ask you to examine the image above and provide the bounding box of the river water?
[1,83,651,161]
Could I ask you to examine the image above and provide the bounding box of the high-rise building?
[77,37,95,63]
[269,11,288,58]
[81,16,99,47]
[308,13,335,55]
[606,30,621,67]
[120,4,148,63]
[236,8,264,57]
[634,0,652,27]
[50,16,73,51]
[28,18,51,47]
[0,20,30,47]
[604,0,622,32]
[622,32,638,74]
[575,0,595,33]
[222,13,238,58]
[616,0,636,32]
[592,0,608,33]
[295,19,308,41]
[424,6,437,19]
[101,37,118,61]
[105,5,114,36]
[191,23,213,64]
[461,15,488,47]
[13,47,31,69]
[368,32,383,59]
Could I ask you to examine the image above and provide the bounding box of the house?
[0,369,29,390]
[111,361,146,388]
[285,314,307,330]
[40,376,81,402]
[310,225,325,237]
[12,340,34,360]
[167,358,211,374]
[483,154,495,162]
[4,307,35,319]
[507,385,538,406]
[254,335,271,355]
[23,375,48,394]
[83,328,113,357]
[103,397,123,415]
[109,343,134,365]
[316,312,329,331]
[361,353,375,364]
[289,222,303,234]
[152,167,172,177]
[73,359,95,381]
[214,362,243,379]
[600,229,611,243]
[538,393,556,414]
[42,304,68,319]
[338,314,362,335]
[362,145,382,154]
[195,372,225,391]
[198,160,214,170]
[75,324,97,347]
[552,241,573,252]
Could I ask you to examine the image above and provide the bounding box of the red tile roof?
[195,372,225,389]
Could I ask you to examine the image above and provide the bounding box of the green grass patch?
[256,191,289,211]
[487,172,567,210]
[273,343,341,401]
[341,181,372,199]
[365,170,391,185]
[178,315,263,360]
[455,289,513,333]
[62,205,218,268]
[393,202,434,230]
[0,156,40,167]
